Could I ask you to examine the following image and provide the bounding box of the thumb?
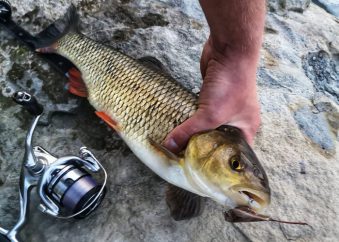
[163,111,214,153]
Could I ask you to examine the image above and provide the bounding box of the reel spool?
[47,164,103,218]
[37,147,107,219]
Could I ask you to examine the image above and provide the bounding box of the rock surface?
[0,0,338,242]
[313,0,339,17]
[268,0,311,13]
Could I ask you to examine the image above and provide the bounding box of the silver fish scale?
[57,33,197,143]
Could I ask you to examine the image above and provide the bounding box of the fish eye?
[229,156,243,172]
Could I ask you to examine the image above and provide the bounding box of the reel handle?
[13,91,43,116]
[0,0,11,21]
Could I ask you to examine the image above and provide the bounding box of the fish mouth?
[236,188,270,210]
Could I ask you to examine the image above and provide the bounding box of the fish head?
[184,126,270,211]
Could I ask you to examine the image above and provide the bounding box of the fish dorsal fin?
[138,56,165,72]
[166,184,204,221]
[67,67,88,97]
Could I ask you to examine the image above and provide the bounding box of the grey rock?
[294,106,335,152]
[268,0,311,13]
[313,0,339,17]
[299,160,306,174]
[302,50,339,103]
[312,94,339,140]
[0,1,339,242]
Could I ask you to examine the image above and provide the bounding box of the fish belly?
[122,134,205,195]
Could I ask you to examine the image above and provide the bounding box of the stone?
[0,1,339,242]
[313,0,339,17]
[268,0,311,13]
[293,106,335,152]
[302,50,339,103]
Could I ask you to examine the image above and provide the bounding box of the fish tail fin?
[34,5,87,98]
[35,4,79,53]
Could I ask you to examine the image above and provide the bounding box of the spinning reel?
[0,92,107,242]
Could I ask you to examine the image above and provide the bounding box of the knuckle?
[201,111,224,127]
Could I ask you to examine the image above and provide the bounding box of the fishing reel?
[0,91,107,242]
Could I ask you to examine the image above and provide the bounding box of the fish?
[34,5,272,221]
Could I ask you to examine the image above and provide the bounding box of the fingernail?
[164,138,179,152]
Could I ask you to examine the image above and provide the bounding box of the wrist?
[208,36,261,67]
[205,44,259,89]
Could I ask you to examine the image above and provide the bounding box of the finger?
[163,112,214,153]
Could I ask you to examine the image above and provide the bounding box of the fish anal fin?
[95,111,120,132]
[67,67,88,97]
[148,137,183,165]
[166,184,204,221]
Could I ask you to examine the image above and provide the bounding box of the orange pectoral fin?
[67,67,88,97]
[95,111,120,132]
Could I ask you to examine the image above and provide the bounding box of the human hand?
[163,38,261,153]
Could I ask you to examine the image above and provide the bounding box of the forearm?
[199,0,266,61]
